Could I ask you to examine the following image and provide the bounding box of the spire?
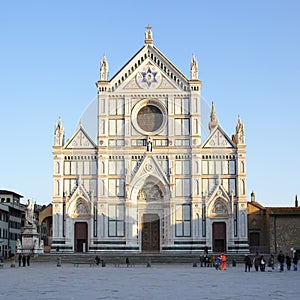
[209,101,218,132]
[190,54,198,80]
[54,117,65,146]
[100,53,108,81]
[295,195,298,208]
[144,24,153,45]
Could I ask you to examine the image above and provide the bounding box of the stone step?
[31,253,250,265]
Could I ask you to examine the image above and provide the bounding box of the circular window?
[132,100,167,135]
[137,105,163,132]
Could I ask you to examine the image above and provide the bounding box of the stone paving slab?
[0,262,299,299]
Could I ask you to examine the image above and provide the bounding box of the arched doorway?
[74,222,88,252]
[212,222,226,252]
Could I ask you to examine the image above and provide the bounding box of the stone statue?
[25,199,35,226]
[147,136,152,152]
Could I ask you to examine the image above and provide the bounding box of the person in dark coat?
[27,255,30,266]
[286,253,292,270]
[18,254,22,267]
[253,252,260,272]
[292,250,299,271]
[22,255,26,267]
[244,254,251,272]
[277,250,285,272]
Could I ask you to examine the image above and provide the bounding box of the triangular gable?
[64,125,96,149]
[109,44,189,93]
[201,126,235,149]
[130,154,169,188]
[122,61,179,91]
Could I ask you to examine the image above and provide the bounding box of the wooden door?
[74,222,87,252]
[213,222,226,252]
[142,214,160,252]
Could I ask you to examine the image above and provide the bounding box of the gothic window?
[108,204,125,237]
[240,161,245,173]
[240,179,245,195]
[56,180,60,195]
[241,212,246,237]
[174,118,190,136]
[175,179,190,197]
[195,179,200,195]
[175,204,191,237]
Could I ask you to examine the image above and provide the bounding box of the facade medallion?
[136,64,162,89]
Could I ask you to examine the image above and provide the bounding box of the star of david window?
[141,68,157,87]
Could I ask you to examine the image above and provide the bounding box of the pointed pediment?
[109,45,189,93]
[130,154,169,187]
[202,126,235,149]
[206,183,232,218]
[66,182,91,218]
[64,125,96,149]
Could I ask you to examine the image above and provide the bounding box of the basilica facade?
[52,27,248,253]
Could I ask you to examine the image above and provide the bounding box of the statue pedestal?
[17,224,44,255]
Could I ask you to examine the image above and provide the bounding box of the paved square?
[1,262,299,299]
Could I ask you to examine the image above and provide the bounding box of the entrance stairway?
[31,252,248,266]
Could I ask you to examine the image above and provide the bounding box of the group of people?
[199,252,227,270]
[18,254,30,267]
[244,250,299,272]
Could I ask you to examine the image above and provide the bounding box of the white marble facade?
[52,27,248,253]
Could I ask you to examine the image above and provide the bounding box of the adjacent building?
[52,27,248,253]
[0,190,24,257]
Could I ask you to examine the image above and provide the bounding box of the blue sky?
[0,0,299,206]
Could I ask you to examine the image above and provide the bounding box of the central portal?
[142,214,160,253]
[74,222,88,252]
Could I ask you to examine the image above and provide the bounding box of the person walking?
[267,254,275,271]
[220,253,227,270]
[244,254,251,272]
[253,252,260,272]
[277,250,285,272]
[18,254,22,267]
[292,250,298,271]
[260,255,266,272]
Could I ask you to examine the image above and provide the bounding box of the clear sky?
[0,0,299,207]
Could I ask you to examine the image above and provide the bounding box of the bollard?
[57,256,61,267]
